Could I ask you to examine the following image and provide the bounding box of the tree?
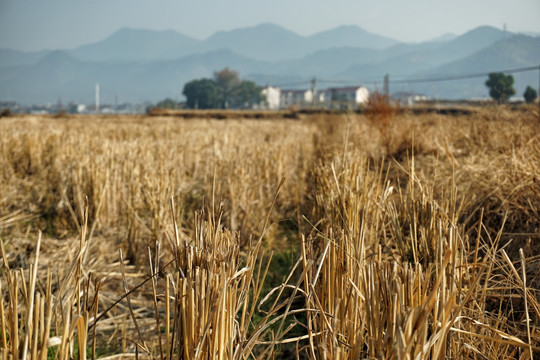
[182,79,218,109]
[233,80,263,108]
[182,69,263,109]
[155,98,179,109]
[485,73,515,103]
[523,85,538,104]
[214,68,240,109]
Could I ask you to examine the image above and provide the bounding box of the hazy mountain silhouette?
[430,35,540,73]
[340,26,510,78]
[140,23,400,62]
[271,47,387,77]
[0,48,50,68]
[426,33,458,43]
[411,35,540,99]
[307,25,398,49]
[63,23,401,63]
[69,27,198,62]
[199,23,305,61]
[1,24,538,104]
[1,50,104,103]
[0,49,271,104]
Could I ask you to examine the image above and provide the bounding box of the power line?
[268,65,539,91]
[275,66,539,86]
[318,77,382,85]
[391,65,539,84]
[270,80,311,88]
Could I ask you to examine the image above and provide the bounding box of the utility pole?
[311,76,317,107]
[383,74,390,102]
[95,83,100,113]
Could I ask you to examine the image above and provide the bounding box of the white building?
[393,91,430,106]
[320,86,369,108]
[76,104,87,113]
[261,86,281,110]
[280,89,313,109]
[259,85,369,110]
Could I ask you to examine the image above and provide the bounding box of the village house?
[279,89,313,108]
[258,85,370,110]
[261,86,281,110]
[319,86,369,109]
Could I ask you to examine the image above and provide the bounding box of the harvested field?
[0,106,539,359]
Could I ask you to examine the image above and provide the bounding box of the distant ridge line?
[309,65,540,87]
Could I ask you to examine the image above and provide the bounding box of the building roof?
[281,89,311,94]
[323,86,365,92]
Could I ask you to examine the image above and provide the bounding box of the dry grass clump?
[0,204,102,360]
[448,113,539,232]
[299,149,538,358]
[0,201,286,359]
[0,109,12,118]
[363,92,406,157]
[1,107,539,359]
[0,116,313,251]
[112,202,284,359]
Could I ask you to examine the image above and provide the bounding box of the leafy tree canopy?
[155,98,179,109]
[233,80,264,108]
[182,68,263,109]
[485,73,515,103]
[182,79,218,109]
[214,68,241,109]
[523,85,537,104]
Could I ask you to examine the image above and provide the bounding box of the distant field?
[0,107,539,359]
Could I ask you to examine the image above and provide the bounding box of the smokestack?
[95,83,100,113]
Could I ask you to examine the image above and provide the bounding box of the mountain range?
[0,23,538,105]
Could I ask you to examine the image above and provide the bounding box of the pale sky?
[1,0,539,51]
